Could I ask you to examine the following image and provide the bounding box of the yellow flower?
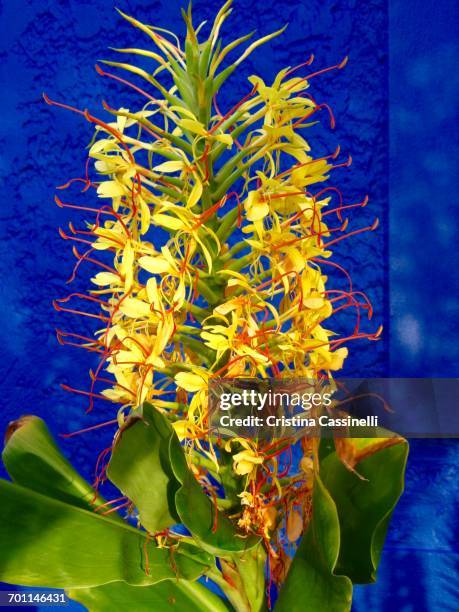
[225,439,264,476]
[175,371,208,393]
[232,450,264,475]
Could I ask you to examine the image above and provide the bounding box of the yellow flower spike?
[238,491,254,507]
[153,313,175,356]
[152,212,184,231]
[172,420,194,441]
[145,278,164,313]
[118,241,135,290]
[245,191,270,222]
[90,271,122,287]
[52,6,383,572]
[96,180,127,199]
[328,346,349,370]
[118,297,151,319]
[139,255,171,274]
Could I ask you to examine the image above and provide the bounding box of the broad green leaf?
[2,416,104,512]
[169,434,260,555]
[318,436,335,463]
[68,579,231,612]
[320,438,409,583]
[107,405,180,534]
[0,480,211,589]
[275,475,352,612]
[107,403,259,555]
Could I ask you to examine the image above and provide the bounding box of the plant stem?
[206,566,251,612]
[226,254,252,271]
[216,207,239,241]
[206,544,268,612]
[184,301,211,319]
[222,240,248,260]
[232,546,267,612]
[197,278,221,305]
[176,579,231,612]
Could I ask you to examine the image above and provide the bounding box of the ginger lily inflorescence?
[48,1,381,595]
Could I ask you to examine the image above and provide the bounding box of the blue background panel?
[389,0,459,377]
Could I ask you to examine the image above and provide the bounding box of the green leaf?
[169,433,260,555]
[320,439,409,583]
[276,438,408,611]
[218,447,244,510]
[212,25,287,94]
[0,479,211,589]
[275,474,352,612]
[2,416,104,512]
[209,31,255,76]
[107,403,259,556]
[107,404,180,534]
[68,579,231,612]
[318,437,335,463]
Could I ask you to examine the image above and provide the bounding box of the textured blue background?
[0,0,457,610]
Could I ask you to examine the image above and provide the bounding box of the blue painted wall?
[0,0,457,609]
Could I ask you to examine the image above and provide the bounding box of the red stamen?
[60,384,112,402]
[287,56,348,90]
[60,418,118,439]
[311,257,353,292]
[322,218,379,248]
[55,195,108,215]
[56,329,103,353]
[53,300,110,322]
[101,500,131,516]
[93,495,128,511]
[59,227,93,247]
[210,84,258,135]
[322,195,368,220]
[56,293,108,306]
[95,64,160,105]
[284,54,315,77]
